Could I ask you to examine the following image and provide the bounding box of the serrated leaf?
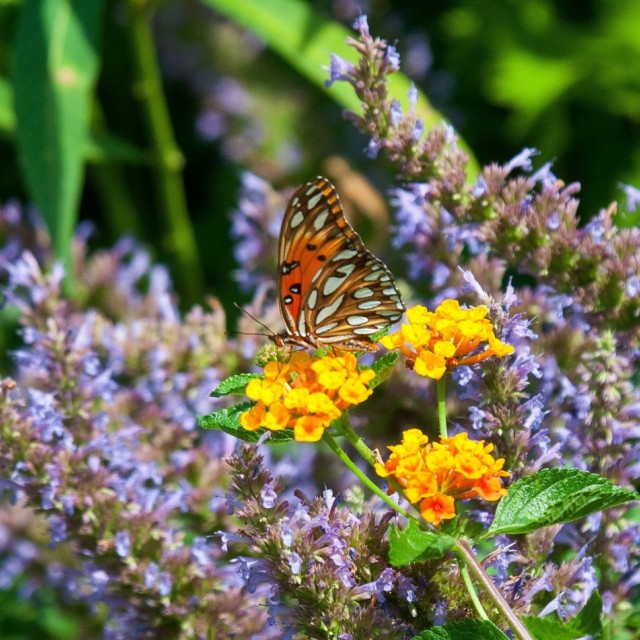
[523,593,603,640]
[197,403,295,445]
[522,616,584,640]
[211,373,262,397]
[369,326,391,342]
[412,619,508,640]
[370,351,400,389]
[568,590,602,638]
[488,468,638,536]
[388,519,456,567]
[14,0,103,276]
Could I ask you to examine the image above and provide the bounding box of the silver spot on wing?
[357,300,381,310]
[290,209,305,229]
[353,326,379,335]
[363,268,383,282]
[307,192,322,209]
[313,209,329,231]
[315,293,346,324]
[315,321,339,335]
[377,311,403,320]
[332,249,358,262]
[353,287,374,299]
[323,263,356,295]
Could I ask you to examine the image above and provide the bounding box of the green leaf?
[522,592,603,640]
[197,403,295,445]
[0,75,146,163]
[568,590,603,638]
[203,0,477,171]
[388,519,456,567]
[522,617,584,640]
[0,76,15,133]
[85,129,148,164]
[412,619,508,640]
[210,373,262,397]
[370,351,400,389]
[488,468,639,536]
[13,0,103,275]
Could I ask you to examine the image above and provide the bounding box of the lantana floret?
[380,300,514,380]
[239,350,375,443]
[375,428,509,526]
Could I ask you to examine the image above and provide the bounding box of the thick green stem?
[455,539,533,640]
[437,375,448,438]
[126,0,203,306]
[322,429,411,519]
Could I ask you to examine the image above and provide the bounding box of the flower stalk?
[455,539,534,640]
[338,411,528,638]
[322,427,411,519]
[126,0,203,306]
[437,375,448,438]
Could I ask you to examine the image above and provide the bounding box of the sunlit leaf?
[202,0,477,169]
[488,468,638,536]
[13,0,103,276]
[198,403,295,445]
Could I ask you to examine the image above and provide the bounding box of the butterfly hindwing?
[277,176,404,350]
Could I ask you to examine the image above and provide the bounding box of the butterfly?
[273,176,405,352]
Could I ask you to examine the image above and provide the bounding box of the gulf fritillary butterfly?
[273,176,405,352]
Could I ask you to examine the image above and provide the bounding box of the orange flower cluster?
[375,429,509,526]
[240,351,375,442]
[380,300,514,380]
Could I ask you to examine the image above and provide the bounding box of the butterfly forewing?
[277,176,404,351]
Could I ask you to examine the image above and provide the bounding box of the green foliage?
[370,351,400,389]
[0,75,14,132]
[210,372,262,397]
[203,0,455,139]
[430,0,640,220]
[487,468,638,536]
[197,402,295,444]
[388,519,456,567]
[13,0,103,278]
[412,619,508,640]
[523,591,603,640]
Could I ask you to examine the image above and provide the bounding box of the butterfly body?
[274,176,405,352]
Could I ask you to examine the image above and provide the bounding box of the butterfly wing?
[277,176,404,350]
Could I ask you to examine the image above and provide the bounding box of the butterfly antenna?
[232,302,276,339]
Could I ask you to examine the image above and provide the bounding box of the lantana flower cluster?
[240,350,375,442]
[380,301,514,379]
[376,429,509,526]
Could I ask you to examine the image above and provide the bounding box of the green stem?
[437,375,448,438]
[458,558,489,620]
[322,430,411,519]
[332,413,423,520]
[126,0,203,306]
[455,539,533,640]
[334,412,376,465]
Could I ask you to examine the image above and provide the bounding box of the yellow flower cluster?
[375,429,509,526]
[380,300,514,380]
[239,351,375,442]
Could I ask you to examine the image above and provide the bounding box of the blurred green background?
[1,0,639,313]
[0,0,639,637]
